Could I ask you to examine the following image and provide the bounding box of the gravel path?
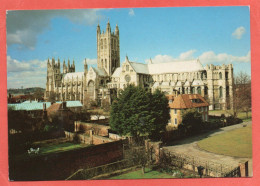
[164,121,252,177]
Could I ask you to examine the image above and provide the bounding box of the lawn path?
[164,121,252,177]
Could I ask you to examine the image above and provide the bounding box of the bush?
[226,116,243,125]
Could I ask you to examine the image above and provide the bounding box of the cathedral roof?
[63,72,84,81]
[112,67,122,78]
[148,59,205,74]
[129,62,149,74]
[92,67,108,77]
[122,59,205,75]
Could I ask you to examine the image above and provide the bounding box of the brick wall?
[74,121,110,136]
[9,140,124,181]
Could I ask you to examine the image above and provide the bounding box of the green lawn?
[209,110,252,121]
[198,125,252,158]
[39,142,89,154]
[109,168,174,179]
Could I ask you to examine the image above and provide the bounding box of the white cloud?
[7,56,47,88]
[129,9,135,16]
[6,9,104,49]
[146,50,251,65]
[199,50,250,64]
[82,58,97,65]
[232,26,246,39]
[145,50,196,63]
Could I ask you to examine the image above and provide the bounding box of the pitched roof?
[112,67,122,78]
[63,72,84,81]
[47,103,62,115]
[129,62,149,74]
[8,101,82,111]
[92,67,108,76]
[169,94,209,109]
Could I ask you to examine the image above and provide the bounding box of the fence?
[161,149,241,177]
[66,158,137,180]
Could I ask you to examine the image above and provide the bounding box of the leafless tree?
[233,72,251,118]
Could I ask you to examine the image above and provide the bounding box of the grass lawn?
[198,125,252,158]
[39,142,89,154]
[109,168,174,179]
[209,110,252,121]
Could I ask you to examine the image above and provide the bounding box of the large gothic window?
[225,72,229,80]
[219,72,222,79]
[219,86,223,98]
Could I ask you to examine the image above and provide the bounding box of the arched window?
[101,59,103,67]
[100,39,103,49]
[104,38,107,49]
[197,86,201,95]
[219,86,223,98]
[225,72,229,80]
[105,59,107,68]
[219,72,222,79]
[204,86,208,95]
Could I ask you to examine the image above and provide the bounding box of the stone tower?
[45,58,62,98]
[97,20,120,76]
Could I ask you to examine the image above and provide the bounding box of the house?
[167,94,209,128]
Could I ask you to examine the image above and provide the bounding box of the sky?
[6,6,251,89]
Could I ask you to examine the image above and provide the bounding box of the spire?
[58,58,60,67]
[73,59,75,68]
[125,55,129,62]
[148,58,153,65]
[115,23,119,36]
[106,18,111,33]
[97,22,101,34]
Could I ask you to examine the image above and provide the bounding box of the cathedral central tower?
[97,20,120,76]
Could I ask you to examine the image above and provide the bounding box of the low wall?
[9,140,124,181]
[108,133,125,140]
[65,131,113,145]
[74,121,110,136]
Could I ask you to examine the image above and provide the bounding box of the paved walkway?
[164,121,252,177]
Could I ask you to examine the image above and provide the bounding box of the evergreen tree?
[110,85,169,141]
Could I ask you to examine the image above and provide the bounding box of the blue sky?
[6,6,251,88]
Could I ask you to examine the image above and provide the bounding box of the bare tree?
[233,72,251,118]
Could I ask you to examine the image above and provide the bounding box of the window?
[191,87,195,94]
[204,86,208,96]
[105,59,107,68]
[174,109,177,114]
[219,72,222,79]
[197,86,201,95]
[225,72,229,80]
[126,65,129,71]
[219,86,223,98]
[175,118,177,125]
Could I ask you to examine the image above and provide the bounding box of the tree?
[110,85,170,142]
[47,92,57,103]
[178,108,203,135]
[32,88,44,101]
[233,72,251,118]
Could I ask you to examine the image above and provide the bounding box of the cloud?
[82,58,97,65]
[129,9,135,16]
[7,56,47,88]
[146,50,251,64]
[232,26,246,39]
[145,50,197,63]
[6,9,103,49]
[199,50,250,64]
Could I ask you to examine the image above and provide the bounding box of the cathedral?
[44,20,234,110]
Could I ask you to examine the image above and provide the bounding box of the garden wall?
[9,140,124,181]
[74,121,110,136]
